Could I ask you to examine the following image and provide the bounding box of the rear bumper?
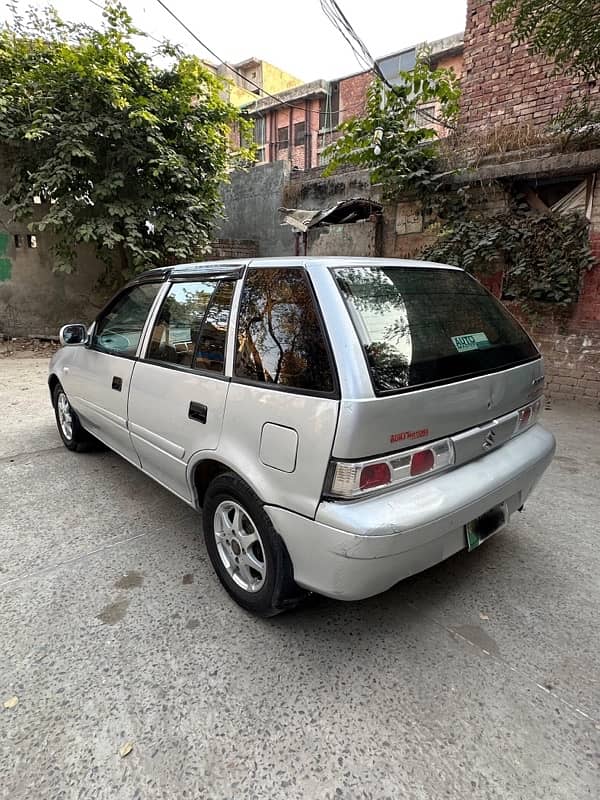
[266,424,555,601]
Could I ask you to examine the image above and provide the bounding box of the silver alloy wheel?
[57,391,73,440]
[213,500,267,593]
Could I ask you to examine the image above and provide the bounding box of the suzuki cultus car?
[50,258,555,615]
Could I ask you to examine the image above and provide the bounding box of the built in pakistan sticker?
[451,332,491,352]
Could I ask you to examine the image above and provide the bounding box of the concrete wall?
[0,221,110,337]
[215,161,295,257]
[285,166,375,208]
[285,164,600,404]
[307,219,378,257]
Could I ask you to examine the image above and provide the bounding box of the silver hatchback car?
[50,257,555,615]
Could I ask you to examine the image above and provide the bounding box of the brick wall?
[461,0,600,133]
[339,71,371,123]
[262,98,321,170]
[207,238,258,260]
[385,170,600,405]
[504,304,600,405]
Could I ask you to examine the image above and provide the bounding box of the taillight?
[410,449,434,476]
[514,396,543,435]
[327,438,454,499]
[359,462,391,490]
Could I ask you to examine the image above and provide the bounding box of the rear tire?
[202,472,305,616]
[52,382,95,452]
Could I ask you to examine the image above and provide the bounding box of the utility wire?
[152,0,346,119]
[90,0,447,131]
[86,0,163,42]
[89,0,338,118]
[320,0,454,130]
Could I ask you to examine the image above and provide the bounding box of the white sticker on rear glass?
[451,332,491,352]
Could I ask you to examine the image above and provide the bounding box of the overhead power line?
[86,0,163,42]
[152,0,346,119]
[319,0,454,130]
[89,0,448,132]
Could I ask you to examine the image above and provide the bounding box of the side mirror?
[59,323,88,347]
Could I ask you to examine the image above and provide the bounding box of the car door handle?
[189,401,207,424]
[112,376,123,391]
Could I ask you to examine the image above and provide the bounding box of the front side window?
[334,266,539,394]
[147,280,233,372]
[235,267,335,393]
[93,283,160,357]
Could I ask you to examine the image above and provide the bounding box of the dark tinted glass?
[93,283,160,356]
[194,281,234,372]
[334,266,539,393]
[235,268,334,393]
[147,281,217,367]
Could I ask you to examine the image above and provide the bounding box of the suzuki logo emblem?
[482,428,497,450]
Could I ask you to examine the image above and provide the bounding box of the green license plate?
[466,503,508,551]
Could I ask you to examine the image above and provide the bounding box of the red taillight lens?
[519,407,531,427]
[410,449,434,476]
[359,462,391,490]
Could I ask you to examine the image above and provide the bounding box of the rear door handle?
[112,376,122,391]
[189,401,207,424]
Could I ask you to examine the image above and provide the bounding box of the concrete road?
[1,358,599,800]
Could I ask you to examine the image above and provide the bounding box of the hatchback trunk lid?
[330,264,543,460]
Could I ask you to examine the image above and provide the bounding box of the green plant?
[424,193,593,305]
[0,2,253,283]
[322,54,460,200]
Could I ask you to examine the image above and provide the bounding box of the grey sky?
[3,0,467,81]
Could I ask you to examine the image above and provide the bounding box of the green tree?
[0,2,252,282]
[492,0,600,79]
[322,55,461,199]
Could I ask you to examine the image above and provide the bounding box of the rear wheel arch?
[192,458,234,509]
[191,457,268,510]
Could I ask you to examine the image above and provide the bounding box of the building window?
[253,116,266,162]
[277,126,289,151]
[415,104,437,126]
[293,121,306,147]
[376,48,416,86]
[320,82,339,130]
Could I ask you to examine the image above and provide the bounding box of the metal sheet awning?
[279,198,383,233]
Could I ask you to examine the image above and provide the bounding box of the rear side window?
[334,266,539,394]
[235,267,335,393]
[147,279,233,373]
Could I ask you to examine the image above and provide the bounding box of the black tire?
[52,382,95,452]
[202,472,306,616]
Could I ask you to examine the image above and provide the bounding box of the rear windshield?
[334,266,539,394]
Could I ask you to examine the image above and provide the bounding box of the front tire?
[202,472,305,616]
[52,382,94,452]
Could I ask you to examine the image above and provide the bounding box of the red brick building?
[461,0,599,132]
[246,35,464,171]
[457,0,600,402]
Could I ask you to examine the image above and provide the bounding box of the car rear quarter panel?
[189,381,339,518]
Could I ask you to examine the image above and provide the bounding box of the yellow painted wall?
[261,62,303,94]
[229,83,258,107]
[218,61,303,108]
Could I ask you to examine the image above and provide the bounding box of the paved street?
[1,357,599,800]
